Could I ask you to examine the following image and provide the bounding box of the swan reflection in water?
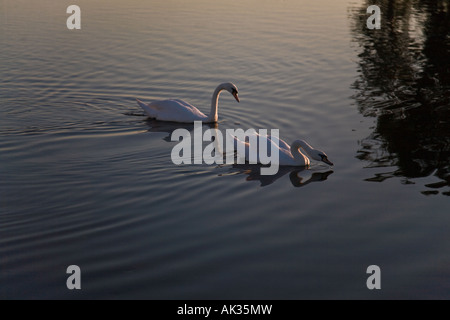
[221,164,334,187]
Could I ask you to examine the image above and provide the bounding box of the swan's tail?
[136,98,156,118]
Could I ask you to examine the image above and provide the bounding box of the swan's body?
[136,82,239,123]
[232,132,333,166]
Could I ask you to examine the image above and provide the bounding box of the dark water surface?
[1,0,449,299]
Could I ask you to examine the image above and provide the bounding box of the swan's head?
[294,140,333,166]
[310,149,333,166]
[221,82,240,102]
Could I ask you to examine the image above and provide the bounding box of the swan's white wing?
[232,132,297,165]
[266,134,291,151]
[260,134,298,165]
[137,99,208,123]
[263,134,300,165]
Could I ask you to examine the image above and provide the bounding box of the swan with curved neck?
[233,133,333,166]
[288,139,333,166]
[136,82,239,123]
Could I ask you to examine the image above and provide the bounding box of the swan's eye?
[232,88,237,94]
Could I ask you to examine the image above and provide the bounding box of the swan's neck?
[208,85,224,122]
[298,140,315,156]
[290,140,312,165]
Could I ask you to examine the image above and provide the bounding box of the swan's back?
[233,132,301,165]
[138,99,208,122]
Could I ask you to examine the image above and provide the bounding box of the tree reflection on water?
[351,0,450,196]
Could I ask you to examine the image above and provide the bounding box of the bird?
[136,82,239,123]
[232,132,333,166]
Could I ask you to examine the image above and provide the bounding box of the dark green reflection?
[351,0,450,196]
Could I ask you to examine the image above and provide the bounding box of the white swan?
[232,132,333,166]
[136,82,239,123]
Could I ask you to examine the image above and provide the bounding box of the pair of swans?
[136,82,333,167]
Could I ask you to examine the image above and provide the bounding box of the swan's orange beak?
[232,92,240,102]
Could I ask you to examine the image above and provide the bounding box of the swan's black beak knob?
[233,91,240,102]
[231,88,240,102]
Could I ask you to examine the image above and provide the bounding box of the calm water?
[1,0,449,299]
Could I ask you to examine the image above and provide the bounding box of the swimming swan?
[136,82,239,123]
[233,132,333,166]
